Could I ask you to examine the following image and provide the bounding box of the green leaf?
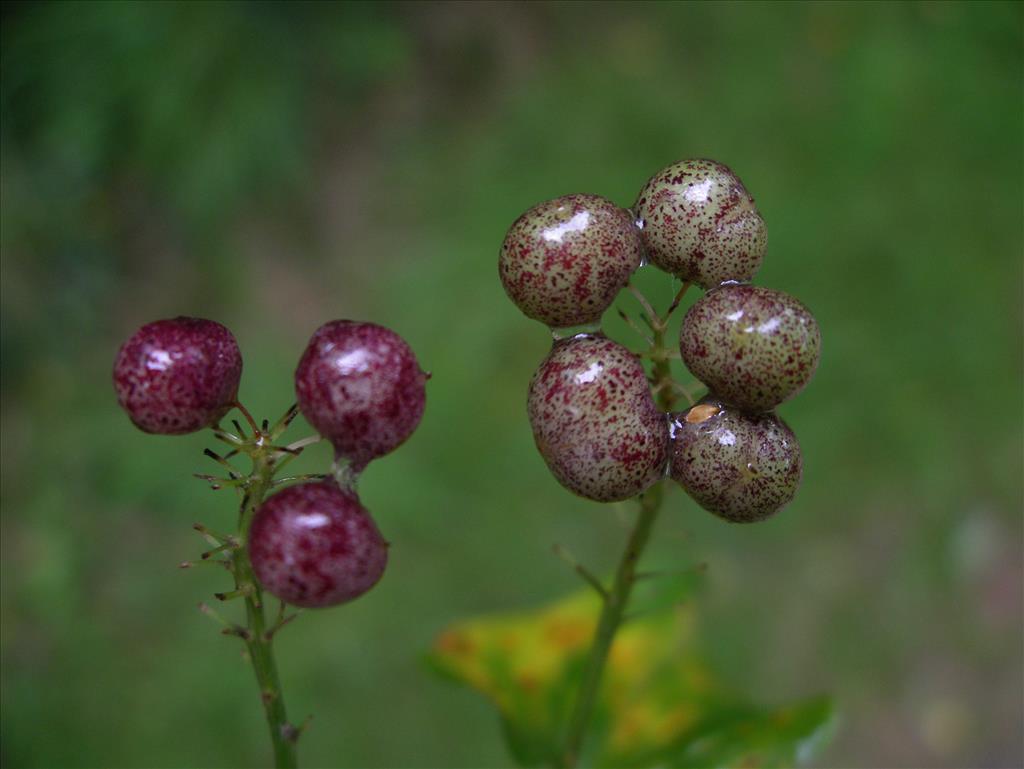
[666,697,836,769]
[427,580,834,768]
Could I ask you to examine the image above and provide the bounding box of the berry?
[527,334,668,502]
[113,316,242,435]
[680,284,820,412]
[668,399,802,523]
[499,194,644,328]
[633,159,766,288]
[295,321,427,469]
[249,481,388,608]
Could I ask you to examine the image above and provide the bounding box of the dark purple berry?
[527,334,668,502]
[669,399,802,523]
[295,321,427,469]
[113,317,242,435]
[634,159,767,288]
[499,194,644,328]
[249,481,388,608]
[680,284,820,413]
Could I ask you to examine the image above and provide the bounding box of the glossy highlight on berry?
[669,399,802,523]
[113,316,242,435]
[680,284,820,412]
[295,320,427,469]
[249,481,388,608]
[634,159,767,288]
[499,194,644,328]
[527,334,668,502]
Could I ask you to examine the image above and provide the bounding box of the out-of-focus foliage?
[2,1,406,224]
[428,574,834,768]
[1,0,409,388]
[1,2,1021,768]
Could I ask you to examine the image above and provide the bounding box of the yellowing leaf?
[427,579,834,768]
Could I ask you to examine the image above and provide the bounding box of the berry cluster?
[500,159,820,522]
[113,316,427,606]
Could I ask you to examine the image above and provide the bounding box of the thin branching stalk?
[233,451,297,769]
[559,284,688,768]
[200,408,311,769]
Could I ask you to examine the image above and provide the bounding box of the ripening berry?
[499,194,644,328]
[113,317,242,435]
[527,334,668,502]
[295,321,427,469]
[669,399,802,523]
[633,159,767,288]
[249,481,388,608]
[680,284,820,412]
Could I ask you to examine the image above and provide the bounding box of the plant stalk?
[559,307,680,768]
[232,451,297,769]
[559,481,663,768]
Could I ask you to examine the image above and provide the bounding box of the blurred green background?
[1,1,1021,767]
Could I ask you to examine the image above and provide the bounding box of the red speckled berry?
[680,284,820,412]
[249,481,388,608]
[499,194,644,328]
[669,399,802,523]
[295,321,427,468]
[527,334,668,502]
[113,317,242,435]
[634,159,766,288]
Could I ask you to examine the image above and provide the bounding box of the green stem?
[560,482,663,768]
[559,315,678,768]
[232,453,298,769]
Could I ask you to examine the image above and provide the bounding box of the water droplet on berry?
[549,321,603,340]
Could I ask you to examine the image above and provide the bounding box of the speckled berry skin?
[295,321,427,469]
[669,399,802,523]
[499,194,644,328]
[249,481,388,608]
[113,317,242,435]
[680,284,820,412]
[634,159,767,288]
[527,334,668,502]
